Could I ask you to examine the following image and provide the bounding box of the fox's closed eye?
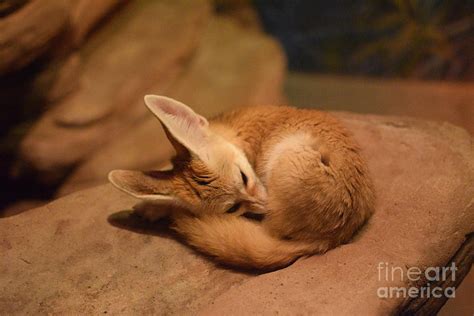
[226,202,241,214]
[240,170,248,186]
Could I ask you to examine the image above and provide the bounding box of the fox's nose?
[243,181,267,214]
[246,178,267,200]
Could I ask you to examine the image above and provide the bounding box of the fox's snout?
[242,180,268,214]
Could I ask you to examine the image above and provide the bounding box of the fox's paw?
[133,202,169,222]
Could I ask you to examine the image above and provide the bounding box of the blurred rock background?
[0,0,285,215]
[0,1,472,314]
[0,0,472,214]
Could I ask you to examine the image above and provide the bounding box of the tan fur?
[172,215,330,270]
[109,96,375,270]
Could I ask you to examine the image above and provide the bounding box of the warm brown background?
[0,0,472,314]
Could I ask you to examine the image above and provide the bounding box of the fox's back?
[212,105,375,246]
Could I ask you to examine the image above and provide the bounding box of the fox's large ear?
[144,95,209,158]
[108,169,179,204]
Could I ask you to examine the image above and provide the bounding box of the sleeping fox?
[108,95,375,270]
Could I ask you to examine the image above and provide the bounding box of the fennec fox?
[109,95,375,270]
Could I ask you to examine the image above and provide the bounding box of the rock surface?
[0,0,68,74]
[2,113,473,314]
[0,200,46,218]
[0,0,122,74]
[57,16,286,196]
[18,0,211,183]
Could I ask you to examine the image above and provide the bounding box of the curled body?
[109,96,375,270]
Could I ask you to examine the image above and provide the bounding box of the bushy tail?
[172,215,329,270]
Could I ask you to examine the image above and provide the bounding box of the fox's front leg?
[133,202,171,222]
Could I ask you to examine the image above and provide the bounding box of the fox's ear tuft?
[144,95,209,158]
[108,169,177,203]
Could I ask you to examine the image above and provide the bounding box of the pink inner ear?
[147,96,203,126]
[159,101,185,117]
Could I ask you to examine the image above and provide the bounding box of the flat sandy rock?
[1,113,473,314]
